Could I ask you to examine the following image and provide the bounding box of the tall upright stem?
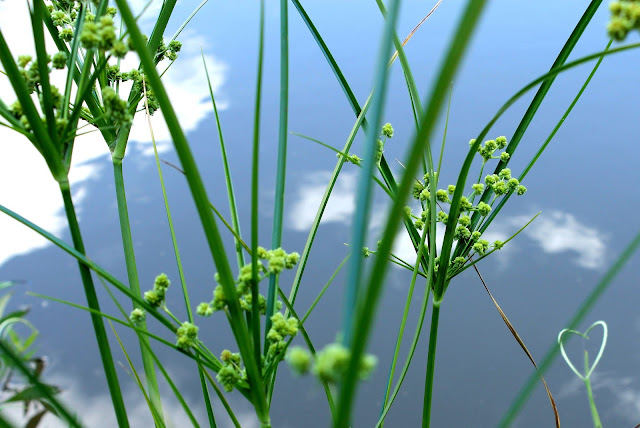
[59,180,130,428]
[112,159,164,420]
[422,298,442,428]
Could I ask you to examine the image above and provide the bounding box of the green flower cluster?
[197,247,299,316]
[608,1,640,40]
[216,350,246,392]
[48,1,126,56]
[143,273,170,308]
[176,322,198,351]
[9,55,67,134]
[408,136,528,277]
[266,312,299,359]
[285,343,377,383]
[375,122,394,165]
[101,87,131,127]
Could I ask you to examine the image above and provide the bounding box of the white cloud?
[513,210,607,270]
[288,171,357,232]
[0,2,226,268]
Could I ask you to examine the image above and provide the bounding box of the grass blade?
[342,0,402,347]
[249,0,266,374]
[202,53,245,270]
[110,323,166,428]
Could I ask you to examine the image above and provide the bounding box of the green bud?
[285,252,300,269]
[257,246,268,259]
[516,185,527,195]
[476,201,491,216]
[358,354,377,380]
[196,302,213,317]
[493,181,507,196]
[412,180,425,199]
[485,139,498,152]
[168,40,182,53]
[286,347,312,375]
[500,152,510,161]
[447,185,456,195]
[472,183,484,195]
[382,123,394,138]
[455,225,471,240]
[495,136,508,149]
[436,189,450,203]
[485,174,498,186]
[498,168,511,180]
[144,289,163,307]
[494,240,504,250]
[459,196,473,212]
[52,52,67,69]
[129,308,146,324]
[313,343,351,383]
[458,215,471,226]
[437,211,448,224]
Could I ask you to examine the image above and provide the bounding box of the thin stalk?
[381,224,429,414]
[112,159,164,421]
[421,299,441,427]
[202,54,244,269]
[583,351,602,428]
[142,83,216,426]
[342,0,402,347]
[58,180,130,427]
[250,0,266,379]
[265,0,290,356]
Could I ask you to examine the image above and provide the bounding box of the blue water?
[1,1,640,427]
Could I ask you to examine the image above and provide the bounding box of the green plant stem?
[250,0,266,380]
[421,299,441,428]
[342,0,402,347]
[112,159,164,421]
[58,180,130,428]
[265,0,290,357]
[583,351,602,428]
